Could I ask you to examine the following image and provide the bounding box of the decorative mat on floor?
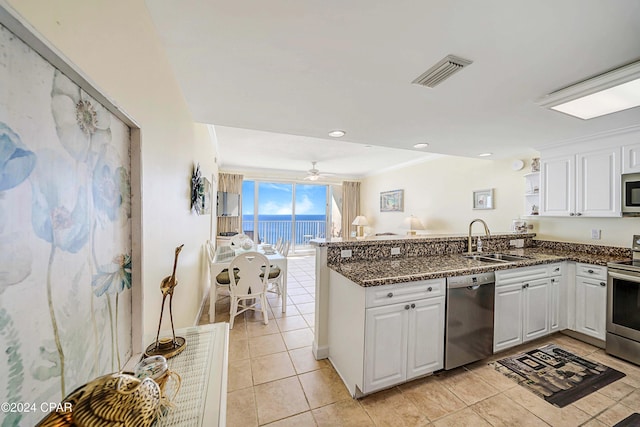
[614,413,640,427]
[492,344,625,408]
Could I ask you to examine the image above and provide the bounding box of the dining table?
[209,243,288,321]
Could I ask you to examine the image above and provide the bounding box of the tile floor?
[198,254,640,426]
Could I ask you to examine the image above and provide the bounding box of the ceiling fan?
[304,161,331,181]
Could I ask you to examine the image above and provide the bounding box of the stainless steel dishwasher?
[445,272,495,370]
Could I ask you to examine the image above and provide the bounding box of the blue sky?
[242,181,326,215]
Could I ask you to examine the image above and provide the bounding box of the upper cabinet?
[622,142,640,174]
[540,147,621,217]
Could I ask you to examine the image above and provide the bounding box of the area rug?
[492,344,625,408]
[614,413,640,427]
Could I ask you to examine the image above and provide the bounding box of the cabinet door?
[364,303,408,393]
[523,278,550,342]
[494,283,523,352]
[575,148,621,217]
[622,143,640,174]
[540,155,574,216]
[575,277,607,341]
[406,297,444,380]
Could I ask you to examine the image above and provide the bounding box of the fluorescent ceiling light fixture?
[537,60,640,120]
[478,153,492,157]
[413,143,429,149]
[328,130,346,138]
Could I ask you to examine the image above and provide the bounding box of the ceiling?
[145,0,640,178]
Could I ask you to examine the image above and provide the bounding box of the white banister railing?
[242,219,325,248]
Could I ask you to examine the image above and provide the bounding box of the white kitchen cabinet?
[622,142,640,174]
[574,263,607,341]
[524,172,540,216]
[494,263,563,352]
[327,272,444,397]
[364,297,444,392]
[540,147,621,217]
[549,263,564,332]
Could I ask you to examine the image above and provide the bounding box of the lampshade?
[403,215,425,231]
[352,215,369,226]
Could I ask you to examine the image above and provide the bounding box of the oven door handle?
[608,270,640,281]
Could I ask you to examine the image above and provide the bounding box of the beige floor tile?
[272,305,301,318]
[571,391,617,417]
[254,376,310,425]
[246,318,280,337]
[227,387,258,427]
[433,407,492,427]
[465,362,519,392]
[228,322,248,341]
[289,293,315,304]
[249,333,287,358]
[296,302,316,314]
[229,338,250,361]
[302,313,315,327]
[287,287,312,296]
[620,388,640,411]
[435,368,500,405]
[398,376,466,421]
[299,367,351,409]
[251,351,296,385]
[596,403,636,426]
[360,387,430,426]
[289,346,329,374]
[552,334,601,356]
[503,383,591,427]
[276,315,309,332]
[282,328,314,350]
[228,358,253,392]
[471,394,548,427]
[581,419,608,427]
[312,399,374,427]
[596,378,636,401]
[263,411,317,427]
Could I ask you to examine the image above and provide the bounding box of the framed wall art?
[380,189,404,212]
[473,188,494,210]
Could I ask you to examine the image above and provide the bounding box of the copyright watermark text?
[1,401,72,413]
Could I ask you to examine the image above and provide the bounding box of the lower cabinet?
[494,263,564,353]
[364,297,444,393]
[574,263,607,341]
[327,271,444,396]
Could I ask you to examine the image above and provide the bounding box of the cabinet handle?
[570,213,575,216]
[588,269,595,274]
[411,303,416,309]
[387,292,393,298]
[554,268,560,272]
[523,283,529,289]
[404,305,410,310]
[576,212,582,216]
[427,287,433,292]
[600,282,606,287]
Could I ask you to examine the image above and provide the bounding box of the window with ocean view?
[242,180,332,253]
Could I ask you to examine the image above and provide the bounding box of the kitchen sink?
[461,253,529,263]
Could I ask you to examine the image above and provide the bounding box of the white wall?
[362,155,639,247]
[8,0,219,344]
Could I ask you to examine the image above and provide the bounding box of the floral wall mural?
[0,23,132,426]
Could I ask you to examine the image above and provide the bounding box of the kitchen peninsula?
[311,233,630,397]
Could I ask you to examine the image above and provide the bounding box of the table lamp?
[404,215,425,235]
[352,215,369,239]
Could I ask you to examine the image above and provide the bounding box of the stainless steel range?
[606,235,640,365]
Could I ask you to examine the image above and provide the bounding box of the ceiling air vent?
[412,55,473,88]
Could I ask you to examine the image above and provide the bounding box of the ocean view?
[242,214,326,245]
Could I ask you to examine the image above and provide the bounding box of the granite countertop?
[328,248,631,287]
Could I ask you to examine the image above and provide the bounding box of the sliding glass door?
[242,180,329,254]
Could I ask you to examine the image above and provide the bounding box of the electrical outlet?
[341,249,352,258]
[391,247,401,255]
[591,229,601,240]
[509,239,525,248]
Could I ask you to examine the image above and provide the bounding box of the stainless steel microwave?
[622,173,640,216]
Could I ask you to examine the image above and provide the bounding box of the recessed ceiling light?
[413,143,429,149]
[328,130,346,138]
[537,60,640,120]
[478,153,492,157]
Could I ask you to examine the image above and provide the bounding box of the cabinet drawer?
[366,279,444,308]
[547,263,563,276]
[495,265,548,286]
[576,263,607,280]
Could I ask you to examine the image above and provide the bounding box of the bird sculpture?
[36,372,164,427]
[154,244,184,351]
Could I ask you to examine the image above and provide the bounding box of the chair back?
[230,233,250,248]
[274,237,283,253]
[280,240,290,257]
[228,252,269,296]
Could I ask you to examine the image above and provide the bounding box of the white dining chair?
[266,240,289,297]
[207,240,232,305]
[228,251,270,329]
[230,233,251,248]
[274,237,283,253]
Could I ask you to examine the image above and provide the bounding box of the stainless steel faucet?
[468,219,491,253]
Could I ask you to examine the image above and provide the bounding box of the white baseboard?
[313,342,329,359]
